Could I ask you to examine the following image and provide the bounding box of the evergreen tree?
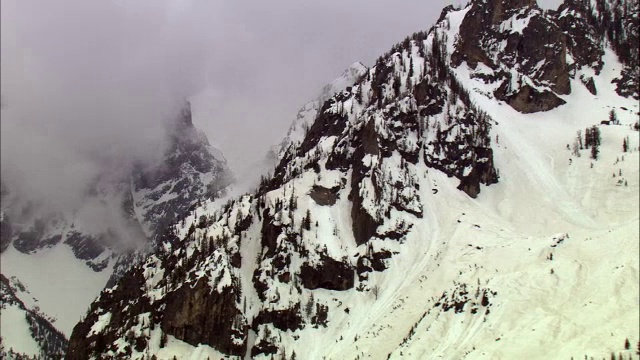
[408,56,414,78]
[306,293,314,316]
[609,109,618,124]
[577,130,584,149]
[393,76,401,96]
[590,139,599,160]
[303,209,311,231]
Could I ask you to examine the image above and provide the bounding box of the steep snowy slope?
[0,274,67,359]
[66,0,639,359]
[0,103,233,357]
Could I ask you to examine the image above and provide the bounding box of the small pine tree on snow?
[584,127,591,148]
[408,56,414,78]
[354,85,362,103]
[609,109,618,124]
[577,130,584,149]
[593,126,601,147]
[625,338,630,350]
[591,143,599,160]
[623,137,628,152]
[393,76,401,96]
[303,209,311,231]
[371,285,380,300]
[305,293,314,316]
[573,139,581,157]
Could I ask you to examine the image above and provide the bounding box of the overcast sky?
[186,0,561,172]
[1,0,561,200]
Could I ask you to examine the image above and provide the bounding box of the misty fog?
[1,0,561,228]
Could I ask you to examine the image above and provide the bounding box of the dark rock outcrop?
[66,270,149,360]
[309,185,340,206]
[299,256,354,291]
[350,158,382,246]
[553,2,604,73]
[495,82,567,114]
[563,0,639,99]
[580,75,597,95]
[64,231,105,261]
[162,279,247,356]
[453,0,571,113]
[253,305,304,332]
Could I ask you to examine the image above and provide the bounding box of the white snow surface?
[1,243,113,335]
[0,304,40,357]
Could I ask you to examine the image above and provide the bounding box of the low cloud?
[1,0,217,211]
[0,0,562,223]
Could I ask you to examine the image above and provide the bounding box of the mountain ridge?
[66,0,638,359]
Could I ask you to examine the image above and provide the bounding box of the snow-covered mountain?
[276,62,368,161]
[231,62,368,197]
[37,0,640,359]
[0,103,233,358]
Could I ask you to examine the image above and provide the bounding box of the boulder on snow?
[299,256,354,291]
[309,185,341,206]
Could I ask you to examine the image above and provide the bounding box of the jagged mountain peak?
[0,98,235,358]
[177,101,195,128]
[318,61,368,101]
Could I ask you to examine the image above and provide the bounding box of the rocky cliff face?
[562,0,639,99]
[132,104,233,240]
[452,0,572,113]
[451,0,638,112]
